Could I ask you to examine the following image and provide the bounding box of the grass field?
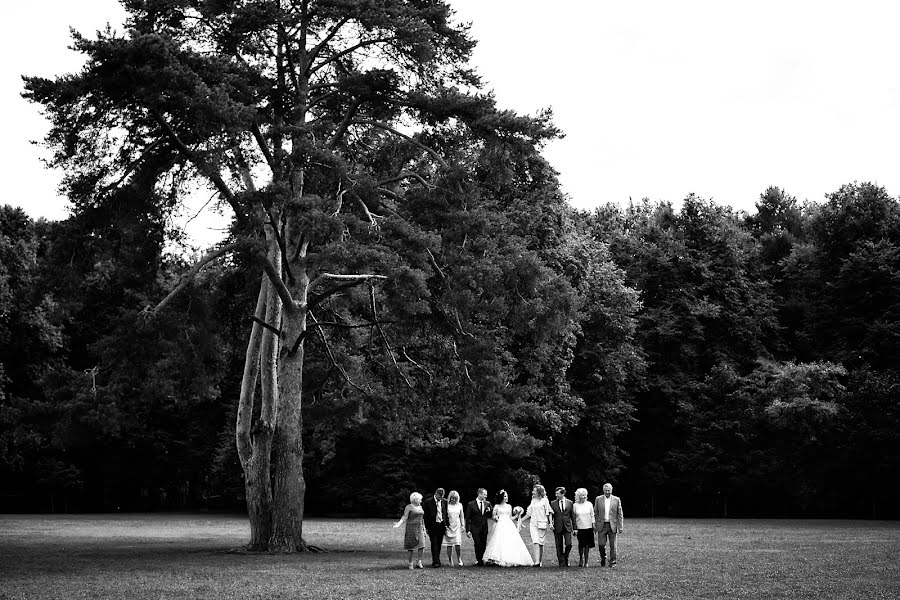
[1,514,898,599]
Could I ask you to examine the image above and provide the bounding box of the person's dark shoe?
[610,561,617,568]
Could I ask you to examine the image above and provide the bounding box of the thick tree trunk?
[246,425,274,549]
[238,231,283,550]
[270,307,308,551]
[270,218,309,551]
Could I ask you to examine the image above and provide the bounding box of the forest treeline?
[3,182,898,518]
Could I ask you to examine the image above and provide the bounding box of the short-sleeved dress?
[442,502,465,546]
[525,497,552,545]
[402,504,426,550]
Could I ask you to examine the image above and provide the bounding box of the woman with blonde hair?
[442,490,466,566]
[393,491,426,569]
[572,487,595,567]
[521,484,552,566]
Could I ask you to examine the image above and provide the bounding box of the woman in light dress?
[572,487,595,567]
[442,490,466,566]
[521,484,553,566]
[393,491,426,569]
[482,489,534,567]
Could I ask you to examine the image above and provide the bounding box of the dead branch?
[451,339,475,384]
[370,285,411,389]
[308,272,387,291]
[354,196,382,228]
[400,346,433,383]
[308,310,369,394]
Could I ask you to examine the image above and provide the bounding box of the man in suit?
[421,487,449,567]
[465,487,492,566]
[593,482,624,567]
[550,486,574,567]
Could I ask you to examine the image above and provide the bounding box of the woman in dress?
[521,484,552,566]
[482,489,534,567]
[572,487,595,567]
[442,490,466,567]
[393,491,426,569]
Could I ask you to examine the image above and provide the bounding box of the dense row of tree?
[4,182,898,519]
[3,1,898,536]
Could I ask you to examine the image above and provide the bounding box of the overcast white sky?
[3,1,900,244]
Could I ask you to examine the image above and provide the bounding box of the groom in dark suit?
[465,487,492,566]
[551,486,574,567]
[422,487,449,567]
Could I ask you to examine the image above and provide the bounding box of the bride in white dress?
[482,490,535,567]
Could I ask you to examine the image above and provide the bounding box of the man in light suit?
[550,486,574,567]
[593,482,624,567]
[422,487,449,567]
[465,487,492,566]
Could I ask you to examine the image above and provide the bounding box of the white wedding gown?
[482,504,534,567]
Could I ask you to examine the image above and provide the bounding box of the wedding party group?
[393,483,624,569]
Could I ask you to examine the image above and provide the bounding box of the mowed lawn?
[1,514,898,599]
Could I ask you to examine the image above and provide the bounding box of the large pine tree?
[25,0,569,550]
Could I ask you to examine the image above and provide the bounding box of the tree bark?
[245,231,283,550]
[237,272,270,549]
[270,217,310,551]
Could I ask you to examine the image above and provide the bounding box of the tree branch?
[370,285,412,388]
[306,16,351,69]
[452,339,475,384]
[354,195,382,227]
[251,122,277,174]
[377,170,434,189]
[401,346,433,383]
[315,319,397,328]
[307,279,368,311]
[144,242,248,315]
[236,273,268,468]
[352,119,449,169]
[308,310,368,394]
[251,315,282,337]
[265,206,295,286]
[99,139,163,194]
[309,36,395,75]
[260,253,297,312]
[426,248,447,281]
[150,109,247,224]
[308,272,387,290]
[376,187,402,201]
[326,98,362,151]
[233,145,256,192]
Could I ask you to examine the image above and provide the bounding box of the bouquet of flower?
[512,505,524,528]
